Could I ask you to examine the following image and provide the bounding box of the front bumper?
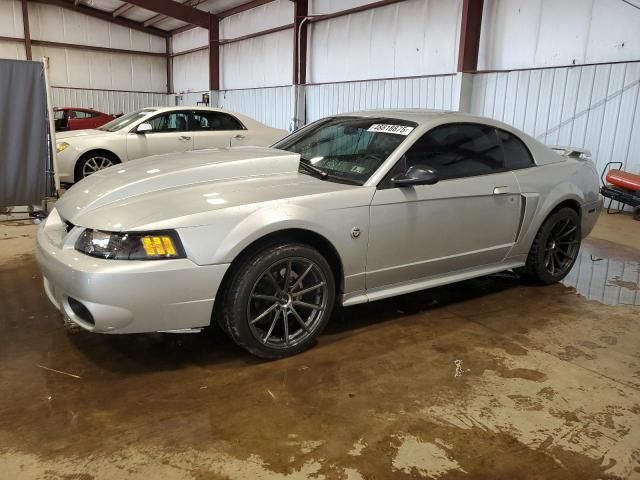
[36,222,229,334]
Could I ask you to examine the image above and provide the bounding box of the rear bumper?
[581,196,603,238]
[36,225,229,334]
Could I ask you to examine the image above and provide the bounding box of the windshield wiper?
[299,158,329,180]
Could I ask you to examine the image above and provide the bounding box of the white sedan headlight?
[56,142,70,153]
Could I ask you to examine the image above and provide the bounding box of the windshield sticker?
[367,124,415,135]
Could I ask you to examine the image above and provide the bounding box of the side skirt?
[340,261,525,307]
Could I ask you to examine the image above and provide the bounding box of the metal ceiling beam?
[144,0,202,27]
[124,0,210,28]
[169,0,277,35]
[30,0,170,37]
[112,3,135,17]
[457,0,484,72]
[218,0,275,18]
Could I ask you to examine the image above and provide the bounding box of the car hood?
[55,147,360,231]
[56,129,111,140]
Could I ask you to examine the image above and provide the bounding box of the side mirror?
[392,165,439,187]
[136,123,152,134]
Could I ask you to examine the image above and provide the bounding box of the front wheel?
[75,151,119,181]
[524,207,581,284]
[219,243,335,359]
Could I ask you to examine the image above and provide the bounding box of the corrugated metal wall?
[470,62,640,175]
[218,86,293,131]
[51,88,173,114]
[305,75,460,122]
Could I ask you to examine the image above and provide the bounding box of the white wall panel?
[32,45,167,93]
[479,0,640,71]
[28,2,165,53]
[50,88,172,114]
[218,86,293,130]
[307,0,461,83]
[172,27,208,54]
[0,40,26,60]
[306,74,460,123]
[220,29,293,89]
[173,49,209,93]
[0,0,23,37]
[220,0,293,39]
[469,62,640,176]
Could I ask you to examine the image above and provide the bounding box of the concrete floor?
[0,212,639,479]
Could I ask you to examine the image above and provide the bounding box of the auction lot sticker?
[367,124,415,135]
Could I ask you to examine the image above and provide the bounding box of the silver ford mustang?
[37,110,602,358]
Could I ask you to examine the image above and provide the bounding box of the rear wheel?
[219,243,335,359]
[525,207,581,284]
[75,151,119,181]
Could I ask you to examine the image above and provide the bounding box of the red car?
[54,107,123,132]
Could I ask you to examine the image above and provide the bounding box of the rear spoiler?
[550,145,592,159]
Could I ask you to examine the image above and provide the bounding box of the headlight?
[74,229,185,260]
[56,142,70,153]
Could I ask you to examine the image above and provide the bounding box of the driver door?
[366,123,522,290]
[126,110,193,160]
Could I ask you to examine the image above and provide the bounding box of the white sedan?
[55,106,288,184]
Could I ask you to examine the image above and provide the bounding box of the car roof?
[335,109,452,122]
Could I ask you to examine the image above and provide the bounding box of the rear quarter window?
[498,129,535,170]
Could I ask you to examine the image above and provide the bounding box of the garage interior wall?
[474,0,640,175]
[212,0,639,177]
[1,0,638,174]
[0,0,171,113]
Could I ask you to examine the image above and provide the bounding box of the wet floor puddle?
[562,244,640,306]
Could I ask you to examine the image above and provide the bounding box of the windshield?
[274,116,418,185]
[97,109,156,132]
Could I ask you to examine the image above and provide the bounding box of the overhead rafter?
[112,3,135,17]
[170,0,277,35]
[144,0,203,28]
[30,0,170,37]
[124,0,211,28]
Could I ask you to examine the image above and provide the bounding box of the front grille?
[64,221,74,233]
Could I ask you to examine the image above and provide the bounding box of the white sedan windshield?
[97,109,157,132]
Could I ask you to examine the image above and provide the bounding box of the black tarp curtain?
[0,59,49,207]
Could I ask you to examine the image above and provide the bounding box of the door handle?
[234,134,245,139]
[179,135,191,141]
[493,186,511,195]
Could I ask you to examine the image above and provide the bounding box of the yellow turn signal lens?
[141,236,178,257]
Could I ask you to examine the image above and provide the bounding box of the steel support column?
[293,0,308,85]
[166,37,174,94]
[21,0,32,60]
[457,0,484,72]
[209,14,220,91]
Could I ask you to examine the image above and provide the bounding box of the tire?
[75,151,119,181]
[633,206,640,221]
[219,243,336,359]
[524,207,581,284]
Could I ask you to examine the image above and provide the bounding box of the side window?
[403,123,504,180]
[147,112,189,133]
[191,112,244,131]
[497,129,535,170]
